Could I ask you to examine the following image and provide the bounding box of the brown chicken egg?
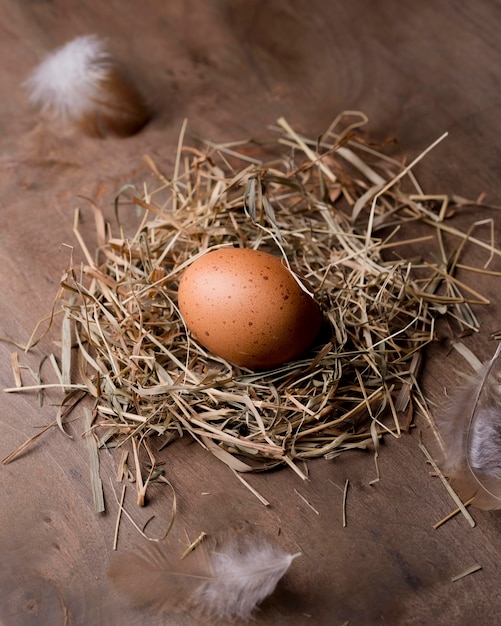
[178,248,322,369]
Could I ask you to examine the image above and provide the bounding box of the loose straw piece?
[451,564,482,582]
[433,496,476,529]
[113,483,127,550]
[116,450,129,482]
[83,408,105,514]
[365,132,449,246]
[181,532,207,560]
[2,420,57,465]
[418,441,475,528]
[231,469,270,507]
[10,352,22,388]
[342,479,349,528]
[294,489,320,515]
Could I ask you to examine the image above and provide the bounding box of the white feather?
[436,342,501,509]
[24,35,149,136]
[197,539,300,620]
[109,529,300,622]
[469,406,501,477]
[25,35,111,121]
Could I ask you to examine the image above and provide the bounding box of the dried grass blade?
[10,352,22,388]
[342,479,349,528]
[294,488,320,515]
[423,218,501,258]
[4,382,87,393]
[277,116,337,183]
[61,308,72,391]
[172,118,188,212]
[418,440,475,528]
[202,437,255,472]
[283,456,308,481]
[365,132,448,245]
[116,450,129,482]
[83,408,105,513]
[113,484,127,550]
[2,420,57,465]
[231,468,270,506]
[72,209,95,267]
[451,564,482,582]
[433,497,475,529]
[421,262,491,305]
[369,419,381,485]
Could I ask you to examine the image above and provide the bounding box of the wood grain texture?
[1,1,501,625]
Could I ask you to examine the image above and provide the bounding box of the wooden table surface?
[2,2,501,625]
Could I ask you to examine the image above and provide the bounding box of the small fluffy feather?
[197,540,298,621]
[437,342,501,509]
[24,35,149,137]
[109,527,300,622]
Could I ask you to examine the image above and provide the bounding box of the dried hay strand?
[4,112,500,503]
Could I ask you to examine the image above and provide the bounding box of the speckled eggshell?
[177,248,322,369]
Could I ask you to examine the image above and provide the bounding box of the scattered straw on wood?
[342,479,350,528]
[433,496,475,530]
[83,407,105,513]
[3,112,500,509]
[418,440,476,528]
[451,564,482,582]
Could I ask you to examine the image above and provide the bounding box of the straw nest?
[5,112,498,504]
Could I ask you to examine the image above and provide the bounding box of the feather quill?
[436,342,501,509]
[109,526,300,622]
[24,35,149,137]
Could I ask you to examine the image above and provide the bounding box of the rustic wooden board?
[1,1,501,624]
